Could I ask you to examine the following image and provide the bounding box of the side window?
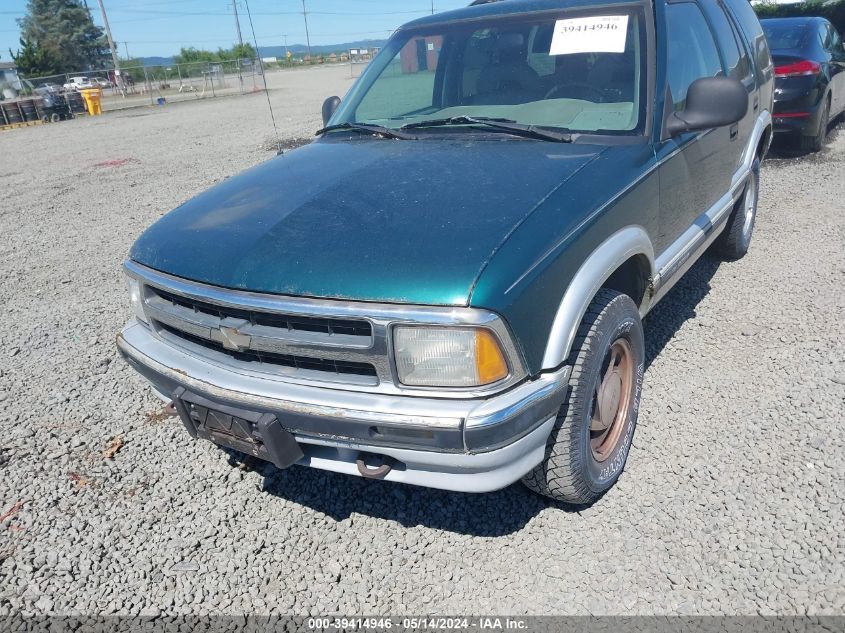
[832,27,843,53]
[728,18,753,81]
[819,25,830,50]
[356,36,440,120]
[823,24,839,51]
[526,26,556,78]
[722,0,772,77]
[704,1,752,81]
[666,2,724,110]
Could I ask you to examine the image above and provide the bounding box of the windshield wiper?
[316,122,416,140]
[400,116,573,143]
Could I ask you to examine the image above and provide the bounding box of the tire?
[522,289,645,505]
[801,96,830,153]
[50,113,61,123]
[712,157,760,261]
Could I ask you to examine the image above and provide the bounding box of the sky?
[0,0,473,61]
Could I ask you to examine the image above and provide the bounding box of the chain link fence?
[20,59,268,113]
[349,48,380,78]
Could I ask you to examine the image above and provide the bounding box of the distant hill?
[138,39,387,67]
[257,39,388,58]
[138,56,176,67]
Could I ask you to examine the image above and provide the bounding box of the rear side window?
[666,2,723,110]
[722,0,772,78]
[819,24,831,49]
[703,1,752,81]
[831,27,843,52]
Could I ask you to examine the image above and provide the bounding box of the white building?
[0,62,23,91]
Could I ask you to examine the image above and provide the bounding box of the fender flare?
[739,110,772,175]
[540,111,769,371]
[541,226,655,370]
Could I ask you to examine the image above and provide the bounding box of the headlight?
[125,276,149,324]
[393,326,509,388]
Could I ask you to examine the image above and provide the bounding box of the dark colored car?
[118,0,773,505]
[38,93,73,122]
[762,17,845,151]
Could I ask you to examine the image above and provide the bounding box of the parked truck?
[119,0,773,505]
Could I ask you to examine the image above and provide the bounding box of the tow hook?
[356,453,393,479]
[163,402,179,418]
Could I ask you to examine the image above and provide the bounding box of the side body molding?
[541,226,655,370]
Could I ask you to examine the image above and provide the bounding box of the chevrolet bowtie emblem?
[213,325,252,352]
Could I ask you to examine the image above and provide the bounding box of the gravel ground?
[0,63,843,617]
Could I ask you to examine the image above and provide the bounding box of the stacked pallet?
[1,98,44,131]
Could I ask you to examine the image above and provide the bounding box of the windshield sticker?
[549,15,629,55]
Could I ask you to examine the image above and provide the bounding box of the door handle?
[753,97,759,111]
[730,124,739,140]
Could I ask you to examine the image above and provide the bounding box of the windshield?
[331,8,648,136]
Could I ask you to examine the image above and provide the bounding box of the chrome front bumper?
[118,321,570,493]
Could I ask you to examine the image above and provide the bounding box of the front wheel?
[522,289,645,505]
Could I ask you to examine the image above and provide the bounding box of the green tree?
[226,43,256,60]
[173,47,217,65]
[174,43,257,65]
[10,36,61,76]
[18,0,109,72]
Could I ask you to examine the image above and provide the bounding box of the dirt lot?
[0,63,843,616]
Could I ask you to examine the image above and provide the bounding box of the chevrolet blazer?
[118,0,774,504]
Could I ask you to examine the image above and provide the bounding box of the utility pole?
[95,0,125,96]
[301,0,312,63]
[123,41,130,60]
[231,0,244,51]
[283,35,289,59]
[231,0,244,91]
[431,1,435,15]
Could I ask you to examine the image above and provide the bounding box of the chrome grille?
[153,288,373,338]
[143,285,380,385]
[125,260,528,397]
[157,323,378,378]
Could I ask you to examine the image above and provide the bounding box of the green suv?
[119,0,774,504]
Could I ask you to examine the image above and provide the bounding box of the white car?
[63,76,94,91]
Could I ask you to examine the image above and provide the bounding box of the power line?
[0,1,466,57]
[101,8,430,17]
[122,30,394,45]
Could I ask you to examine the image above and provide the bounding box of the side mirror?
[666,76,748,137]
[322,96,341,126]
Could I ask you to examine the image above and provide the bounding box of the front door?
[655,0,740,257]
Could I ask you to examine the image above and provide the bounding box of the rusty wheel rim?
[590,338,634,462]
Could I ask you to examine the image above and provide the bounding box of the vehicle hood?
[130,138,604,305]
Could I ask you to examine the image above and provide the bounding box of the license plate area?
[172,387,304,469]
